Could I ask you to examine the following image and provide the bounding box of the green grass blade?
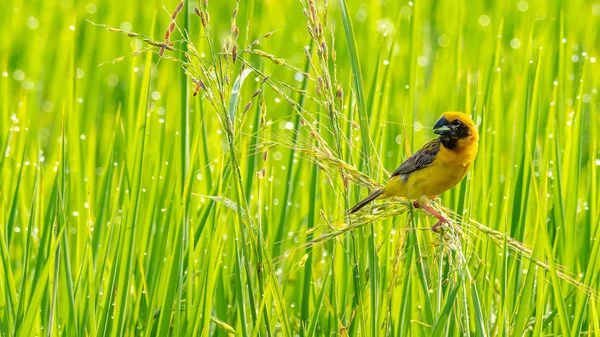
[338,0,371,169]
[431,280,461,337]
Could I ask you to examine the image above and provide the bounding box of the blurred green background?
[1,0,600,336]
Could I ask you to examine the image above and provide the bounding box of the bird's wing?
[390,138,441,179]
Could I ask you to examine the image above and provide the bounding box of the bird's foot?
[421,204,448,233]
[431,220,447,233]
[412,195,429,209]
[412,198,449,233]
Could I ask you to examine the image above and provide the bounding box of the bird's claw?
[412,199,448,232]
[431,221,446,233]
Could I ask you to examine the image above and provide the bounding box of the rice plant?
[1,0,599,336]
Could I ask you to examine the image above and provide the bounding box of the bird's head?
[432,112,478,150]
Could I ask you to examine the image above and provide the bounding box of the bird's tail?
[348,189,384,214]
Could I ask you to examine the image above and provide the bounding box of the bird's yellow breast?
[382,135,478,200]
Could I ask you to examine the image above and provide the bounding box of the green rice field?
[1,0,600,335]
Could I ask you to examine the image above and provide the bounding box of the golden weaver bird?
[349,111,479,231]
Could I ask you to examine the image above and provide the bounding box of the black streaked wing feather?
[390,138,440,179]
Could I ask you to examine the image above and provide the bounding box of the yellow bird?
[349,111,479,231]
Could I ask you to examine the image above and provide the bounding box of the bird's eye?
[452,120,462,126]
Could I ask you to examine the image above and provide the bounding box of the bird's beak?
[433,116,452,135]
